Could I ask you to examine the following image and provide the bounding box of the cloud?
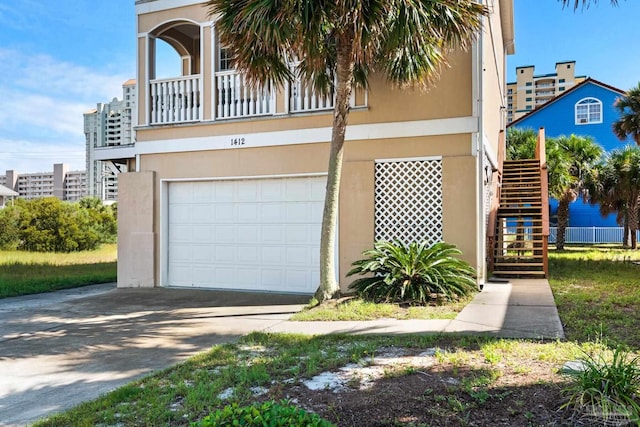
[0,137,85,174]
[0,48,131,172]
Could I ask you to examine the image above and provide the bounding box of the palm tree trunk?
[623,214,630,247]
[556,194,571,250]
[315,33,355,303]
[629,199,639,250]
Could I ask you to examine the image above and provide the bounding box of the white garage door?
[166,176,326,293]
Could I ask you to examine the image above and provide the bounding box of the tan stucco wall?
[139,133,476,291]
[117,171,156,288]
[482,0,507,157]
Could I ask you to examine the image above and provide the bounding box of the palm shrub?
[347,241,477,305]
[561,347,640,425]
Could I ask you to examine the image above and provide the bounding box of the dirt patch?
[256,346,573,426]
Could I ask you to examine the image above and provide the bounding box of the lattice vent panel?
[374,159,443,245]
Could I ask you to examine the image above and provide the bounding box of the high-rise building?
[0,164,87,201]
[506,61,586,123]
[84,80,136,201]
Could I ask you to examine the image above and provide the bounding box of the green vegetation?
[348,241,477,304]
[31,245,640,426]
[291,295,472,321]
[196,401,335,427]
[548,246,640,349]
[0,197,117,252]
[561,347,640,424]
[0,244,117,298]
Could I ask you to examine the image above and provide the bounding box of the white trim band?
[135,116,478,156]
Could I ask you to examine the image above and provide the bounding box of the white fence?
[548,227,640,244]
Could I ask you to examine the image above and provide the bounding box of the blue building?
[508,78,630,227]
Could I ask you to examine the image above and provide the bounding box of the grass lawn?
[33,245,640,426]
[0,244,117,299]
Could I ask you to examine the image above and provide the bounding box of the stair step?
[492,270,546,277]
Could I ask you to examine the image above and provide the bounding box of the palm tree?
[561,0,619,9]
[613,83,640,145]
[586,146,640,248]
[506,128,537,160]
[551,135,603,249]
[207,0,488,302]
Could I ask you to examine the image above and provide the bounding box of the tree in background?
[0,197,117,252]
[207,0,488,302]
[552,135,603,250]
[585,146,640,248]
[613,83,640,145]
[560,0,620,9]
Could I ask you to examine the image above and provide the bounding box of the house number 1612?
[230,137,246,146]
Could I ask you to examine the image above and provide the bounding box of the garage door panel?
[215,204,235,222]
[261,203,284,222]
[261,180,285,201]
[238,203,259,222]
[168,176,325,293]
[238,246,259,263]
[238,181,259,201]
[213,225,235,243]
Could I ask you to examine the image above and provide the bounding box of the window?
[526,82,532,86]
[559,87,565,91]
[526,106,532,110]
[218,46,232,71]
[575,98,602,124]
[559,78,565,83]
[507,88,513,94]
[526,89,532,94]
[526,97,532,102]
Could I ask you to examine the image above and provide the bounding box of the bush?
[0,204,20,249]
[0,197,117,252]
[347,241,477,305]
[561,347,640,425]
[194,401,335,427]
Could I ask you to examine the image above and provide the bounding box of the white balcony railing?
[289,78,335,113]
[215,71,273,120]
[148,71,365,125]
[150,75,201,125]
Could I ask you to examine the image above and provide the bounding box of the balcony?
[150,75,201,125]
[149,70,350,126]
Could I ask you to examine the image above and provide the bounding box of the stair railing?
[486,130,505,272]
[535,127,550,277]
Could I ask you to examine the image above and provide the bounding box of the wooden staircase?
[487,129,549,279]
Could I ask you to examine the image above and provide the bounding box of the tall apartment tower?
[506,61,586,123]
[84,80,136,201]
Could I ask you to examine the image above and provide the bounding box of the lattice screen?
[374,159,443,245]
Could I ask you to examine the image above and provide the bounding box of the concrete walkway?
[0,279,562,426]
[270,279,565,340]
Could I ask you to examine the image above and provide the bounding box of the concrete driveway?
[0,283,308,426]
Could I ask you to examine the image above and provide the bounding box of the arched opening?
[147,20,202,124]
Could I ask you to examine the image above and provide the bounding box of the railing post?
[536,127,550,278]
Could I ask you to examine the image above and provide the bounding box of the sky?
[0,0,639,174]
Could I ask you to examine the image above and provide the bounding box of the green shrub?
[0,197,117,253]
[194,401,335,427]
[561,347,640,424]
[347,241,477,305]
[0,205,20,249]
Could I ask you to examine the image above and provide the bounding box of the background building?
[0,164,87,201]
[508,78,628,227]
[84,80,136,201]
[506,61,586,123]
